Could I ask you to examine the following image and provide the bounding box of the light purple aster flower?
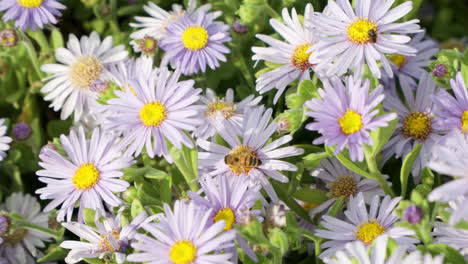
[0,0,65,31]
[385,31,438,87]
[197,107,304,202]
[308,0,421,79]
[252,4,319,103]
[433,72,468,133]
[0,119,12,162]
[127,200,236,264]
[36,127,134,222]
[104,67,203,162]
[41,32,128,122]
[305,76,397,161]
[194,88,262,140]
[61,208,155,264]
[315,193,418,258]
[159,7,231,75]
[383,72,443,180]
[188,175,263,262]
[433,222,468,257]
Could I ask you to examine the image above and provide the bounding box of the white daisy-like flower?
[385,31,438,86]
[61,209,154,264]
[309,158,385,216]
[194,88,262,140]
[433,222,468,257]
[40,31,128,122]
[36,127,134,222]
[383,72,443,180]
[104,67,203,161]
[197,107,304,202]
[0,193,51,264]
[315,193,418,258]
[308,0,421,78]
[252,4,319,103]
[0,119,12,162]
[324,235,443,264]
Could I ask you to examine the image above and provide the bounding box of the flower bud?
[432,64,448,78]
[403,204,424,224]
[13,122,31,141]
[233,19,248,34]
[0,29,18,48]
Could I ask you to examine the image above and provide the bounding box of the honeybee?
[368,29,377,43]
[224,151,262,174]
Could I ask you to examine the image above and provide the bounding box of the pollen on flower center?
[355,219,386,245]
[339,110,363,135]
[99,237,115,252]
[182,26,209,51]
[330,175,358,200]
[389,54,407,69]
[73,163,100,190]
[206,100,236,120]
[139,102,167,127]
[347,19,377,44]
[17,0,43,8]
[214,208,236,231]
[402,112,432,141]
[169,240,197,264]
[461,110,468,132]
[69,55,103,89]
[224,145,261,175]
[292,43,313,71]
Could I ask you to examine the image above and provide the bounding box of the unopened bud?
[403,204,424,224]
[0,29,18,48]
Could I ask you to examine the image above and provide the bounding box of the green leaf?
[269,228,289,255]
[400,144,422,197]
[271,181,310,221]
[50,29,64,49]
[37,245,68,263]
[144,168,169,180]
[293,188,329,204]
[131,199,144,218]
[83,258,105,264]
[367,114,398,156]
[297,80,319,100]
[331,148,375,180]
[427,244,465,264]
[328,197,344,217]
[302,152,330,170]
[83,208,96,228]
[286,94,306,109]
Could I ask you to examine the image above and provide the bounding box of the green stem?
[19,33,45,79]
[263,1,280,19]
[365,154,395,196]
[10,216,61,240]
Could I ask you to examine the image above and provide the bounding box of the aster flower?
[308,0,421,78]
[324,235,443,264]
[197,107,304,202]
[383,72,443,179]
[159,6,231,75]
[309,158,385,216]
[127,201,236,264]
[0,119,12,162]
[434,72,468,133]
[427,130,468,225]
[130,36,158,56]
[36,127,134,222]
[129,0,200,41]
[385,31,438,86]
[315,193,418,258]
[188,175,263,262]
[305,76,397,161]
[61,209,153,264]
[433,222,468,257]
[104,67,202,161]
[194,88,262,140]
[0,0,65,31]
[0,193,51,264]
[252,4,319,103]
[41,31,128,122]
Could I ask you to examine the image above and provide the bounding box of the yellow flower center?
[330,175,358,200]
[169,240,197,264]
[139,36,157,54]
[402,112,432,141]
[206,100,236,120]
[139,102,167,127]
[17,0,42,8]
[389,54,407,69]
[347,19,377,44]
[99,237,115,252]
[339,110,363,135]
[69,55,103,89]
[224,145,261,175]
[355,219,386,245]
[213,208,236,231]
[73,163,100,190]
[182,26,209,51]
[292,43,313,71]
[461,110,468,132]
